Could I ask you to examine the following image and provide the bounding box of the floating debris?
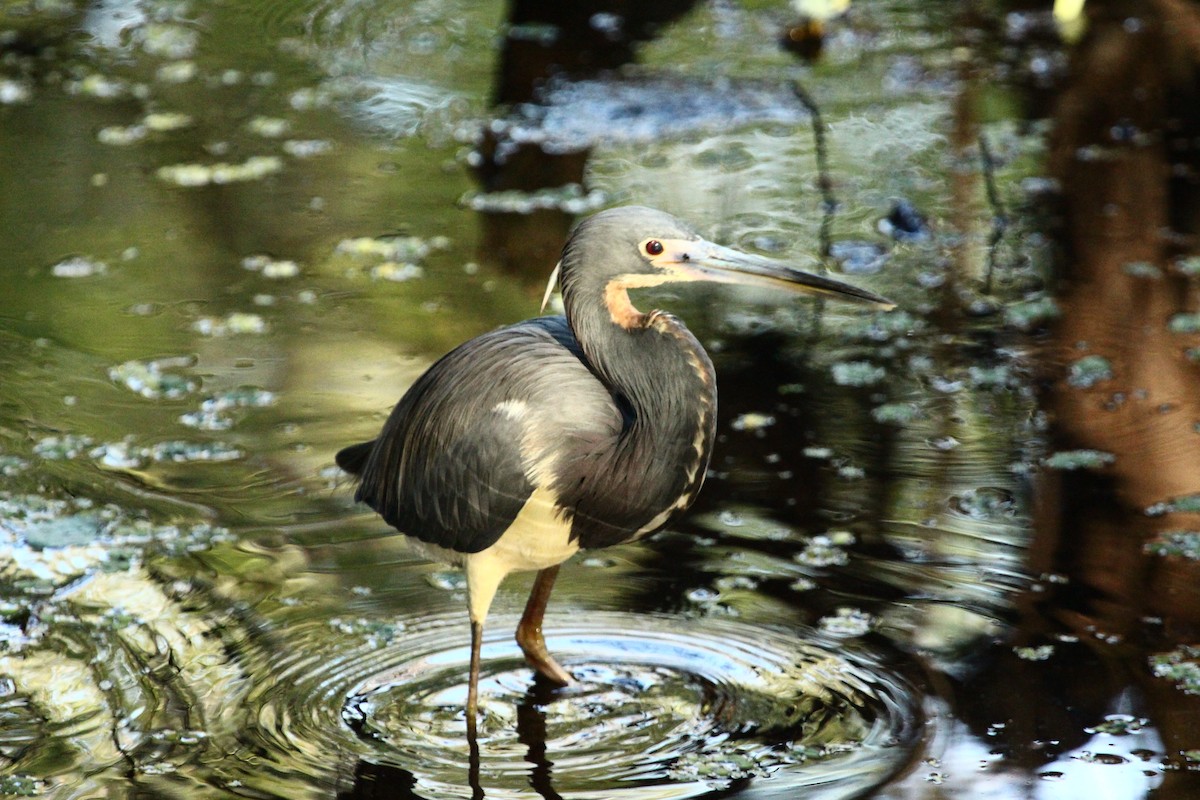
[0,775,44,796]
[1087,715,1147,736]
[241,254,300,278]
[731,412,775,432]
[147,440,242,463]
[88,439,243,468]
[1144,531,1200,559]
[872,402,921,425]
[829,240,889,275]
[192,312,268,336]
[90,441,145,469]
[1168,313,1200,335]
[831,360,886,387]
[179,386,275,430]
[33,434,95,460]
[1041,449,1116,470]
[157,156,283,187]
[949,487,1018,520]
[0,455,28,476]
[968,364,1017,390]
[425,570,466,591]
[819,607,874,637]
[97,124,148,146]
[1004,294,1060,331]
[1150,645,1200,695]
[0,79,32,104]
[336,236,433,262]
[246,116,291,138]
[51,256,107,278]
[1121,261,1162,279]
[1146,494,1200,517]
[1014,644,1055,661]
[282,139,334,158]
[668,748,774,783]
[1067,355,1113,388]
[109,357,197,399]
[142,23,199,59]
[462,184,608,215]
[156,60,198,83]
[795,535,850,567]
[144,112,193,131]
[65,73,128,99]
[1175,256,1200,276]
[371,262,425,282]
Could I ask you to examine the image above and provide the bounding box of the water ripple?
[237,612,927,799]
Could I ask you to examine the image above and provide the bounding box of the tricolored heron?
[336,206,892,725]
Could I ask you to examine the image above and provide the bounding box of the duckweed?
[831,360,886,387]
[1004,295,1060,331]
[872,402,922,425]
[1149,645,1200,695]
[819,607,874,637]
[109,358,197,399]
[795,536,850,567]
[97,125,148,146]
[142,23,199,59]
[371,262,425,282]
[192,312,268,336]
[282,139,334,158]
[1041,449,1115,470]
[242,255,300,278]
[1121,261,1161,279]
[731,412,775,432]
[1144,531,1200,559]
[1146,493,1200,516]
[1067,355,1113,388]
[247,116,291,137]
[1175,256,1200,276]
[1014,644,1055,661]
[143,112,193,131]
[1168,313,1200,334]
[51,256,107,278]
[157,156,283,186]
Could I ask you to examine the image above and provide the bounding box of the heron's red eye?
[645,240,664,256]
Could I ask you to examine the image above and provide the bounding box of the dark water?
[2,1,1200,798]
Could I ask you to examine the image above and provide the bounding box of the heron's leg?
[516,565,572,685]
[467,619,483,735]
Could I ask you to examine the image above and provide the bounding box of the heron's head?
[548,206,893,326]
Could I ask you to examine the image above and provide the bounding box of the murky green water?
[3,1,1200,798]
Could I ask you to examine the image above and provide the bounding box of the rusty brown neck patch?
[604,282,647,329]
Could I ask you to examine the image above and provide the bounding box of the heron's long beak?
[651,238,895,309]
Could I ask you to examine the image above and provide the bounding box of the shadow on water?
[1020,0,1200,790]
[2,0,1200,798]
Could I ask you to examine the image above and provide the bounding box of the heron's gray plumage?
[336,205,893,721]
[345,316,622,554]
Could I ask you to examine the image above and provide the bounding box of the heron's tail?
[335,440,375,477]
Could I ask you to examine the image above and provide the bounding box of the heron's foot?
[516,621,572,686]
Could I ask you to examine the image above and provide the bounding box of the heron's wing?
[348,316,620,554]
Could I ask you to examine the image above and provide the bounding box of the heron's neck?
[566,286,717,438]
